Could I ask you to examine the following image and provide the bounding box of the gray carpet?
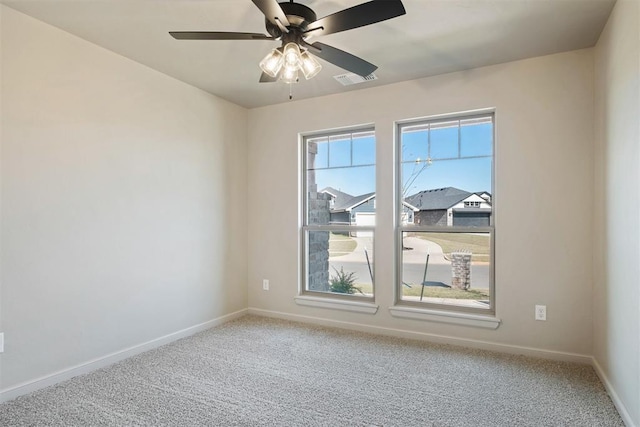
[0,315,623,426]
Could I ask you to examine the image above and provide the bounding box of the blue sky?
[310,121,493,198]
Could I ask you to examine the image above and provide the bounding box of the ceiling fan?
[170,0,406,84]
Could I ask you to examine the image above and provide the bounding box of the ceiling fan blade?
[306,0,406,37]
[251,0,290,27]
[170,32,273,40]
[259,72,279,83]
[309,42,377,77]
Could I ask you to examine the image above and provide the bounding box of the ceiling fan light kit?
[170,0,406,87]
[260,42,322,81]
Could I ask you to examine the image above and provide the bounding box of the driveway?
[328,235,489,289]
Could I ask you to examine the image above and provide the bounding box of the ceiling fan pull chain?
[289,83,293,100]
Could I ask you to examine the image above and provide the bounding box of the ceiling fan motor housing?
[265,2,317,42]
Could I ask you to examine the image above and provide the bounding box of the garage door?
[453,212,490,227]
[354,212,375,237]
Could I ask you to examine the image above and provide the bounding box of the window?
[397,112,494,313]
[302,128,376,300]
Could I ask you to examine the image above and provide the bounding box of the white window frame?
[300,127,376,303]
[395,110,496,315]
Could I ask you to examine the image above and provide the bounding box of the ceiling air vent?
[333,72,378,86]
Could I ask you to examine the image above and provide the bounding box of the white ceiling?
[2,0,615,109]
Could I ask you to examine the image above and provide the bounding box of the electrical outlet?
[0,333,4,353]
[535,305,547,321]
[262,279,269,291]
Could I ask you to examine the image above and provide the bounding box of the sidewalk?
[401,236,449,265]
[332,235,450,264]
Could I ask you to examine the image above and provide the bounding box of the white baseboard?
[247,307,592,364]
[0,308,248,404]
[591,357,637,427]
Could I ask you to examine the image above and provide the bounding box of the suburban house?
[405,187,492,226]
[320,187,376,225]
[0,0,638,425]
[321,186,492,227]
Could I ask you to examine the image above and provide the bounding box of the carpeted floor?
[0,315,624,426]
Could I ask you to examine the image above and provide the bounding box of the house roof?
[319,187,354,210]
[341,192,375,211]
[406,187,475,210]
[474,191,492,198]
[322,186,491,213]
[320,187,379,212]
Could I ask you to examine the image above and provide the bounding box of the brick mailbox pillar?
[451,252,472,290]
[307,193,331,292]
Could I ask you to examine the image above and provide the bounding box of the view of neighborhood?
[320,186,492,307]
[304,114,494,309]
[319,186,492,228]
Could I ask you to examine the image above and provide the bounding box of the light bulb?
[300,51,322,79]
[259,48,284,78]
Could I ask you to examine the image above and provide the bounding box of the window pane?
[460,118,493,157]
[352,133,375,165]
[315,140,329,169]
[306,130,376,226]
[401,128,429,162]
[400,231,490,309]
[328,135,351,168]
[307,230,374,296]
[307,137,328,169]
[400,115,493,228]
[430,120,458,159]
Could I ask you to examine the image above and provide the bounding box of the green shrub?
[329,267,364,295]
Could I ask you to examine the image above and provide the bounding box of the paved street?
[328,236,489,290]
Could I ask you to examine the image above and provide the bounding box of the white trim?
[591,357,637,427]
[396,108,497,127]
[247,308,591,364]
[402,200,420,212]
[388,305,501,329]
[0,309,248,404]
[345,194,376,212]
[294,295,378,314]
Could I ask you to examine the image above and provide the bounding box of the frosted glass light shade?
[281,66,299,84]
[300,51,322,80]
[259,48,284,77]
[283,43,301,68]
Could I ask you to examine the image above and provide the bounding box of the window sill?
[388,305,501,329]
[294,295,379,314]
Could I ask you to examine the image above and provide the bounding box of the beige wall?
[594,0,640,424]
[0,6,248,389]
[248,49,595,355]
